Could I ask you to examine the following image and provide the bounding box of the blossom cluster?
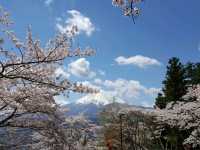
[154,85,200,148]
[112,0,144,18]
[0,7,97,149]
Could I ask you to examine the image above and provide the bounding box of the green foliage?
[0,38,3,44]
[163,57,187,102]
[155,57,187,109]
[156,58,200,109]
[155,57,200,150]
[185,62,200,85]
[155,93,168,109]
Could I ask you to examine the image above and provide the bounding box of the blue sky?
[1,0,200,106]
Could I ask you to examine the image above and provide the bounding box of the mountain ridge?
[63,102,153,123]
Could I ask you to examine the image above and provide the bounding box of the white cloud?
[76,92,125,105]
[76,81,124,105]
[56,10,95,36]
[75,78,160,107]
[144,87,161,96]
[115,55,161,68]
[68,58,96,78]
[102,79,159,99]
[55,67,70,79]
[102,79,160,105]
[44,0,54,6]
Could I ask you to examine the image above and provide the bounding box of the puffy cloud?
[102,79,160,100]
[68,58,96,78]
[76,78,160,106]
[56,10,95,36]
[75,80,124,105]
[74,80,123,105]
[76,92,125,105]
[103,79,136,98]
[55,67,70,79]
[115,55,161,68]
[144,87,161,96]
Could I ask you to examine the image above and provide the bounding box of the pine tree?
[155,57,187,109]
[185,62,200,85]
[155,93,167,109]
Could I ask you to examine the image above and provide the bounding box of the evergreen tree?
[185,62,200,85]
[155,57,187,109]
[155,93,167,109]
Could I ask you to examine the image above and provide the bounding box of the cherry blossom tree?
[153,85,200,149]
[0,6,97,149]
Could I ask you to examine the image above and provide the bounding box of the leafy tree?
[155,57,187,109]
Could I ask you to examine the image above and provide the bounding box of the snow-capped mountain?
[63,92,126,123]
[76,92,125,105]
[62,91,153,123]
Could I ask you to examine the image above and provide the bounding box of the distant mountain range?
[63,103,103,123]
[63,102,153,123]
